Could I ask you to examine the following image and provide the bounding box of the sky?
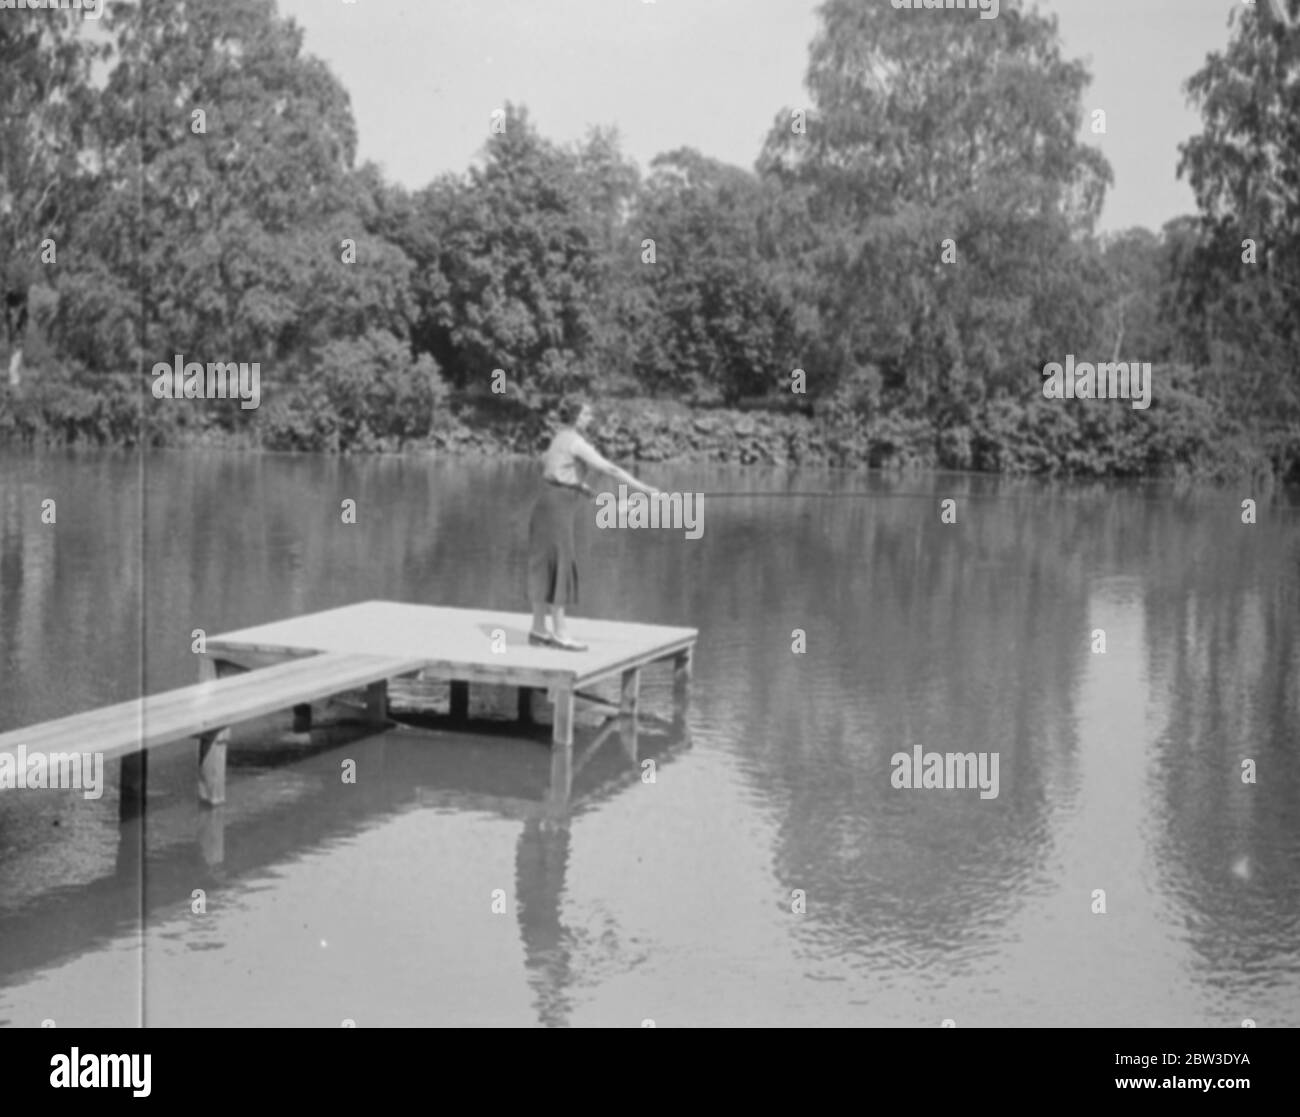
[275,0,1249,234]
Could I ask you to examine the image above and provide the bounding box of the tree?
[0,11,104,385]
[757,0,1112,417]
[1096,228,1175,366]
[54,0,414,412]
[629,148,799,404]
[402,104,608,404]
[1177,0,1300,423]
[570,126,645,396]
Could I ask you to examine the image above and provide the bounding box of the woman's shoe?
[552,634,588,652]
[528,630,556,647]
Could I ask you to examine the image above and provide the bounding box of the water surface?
[1,449,1297,1026]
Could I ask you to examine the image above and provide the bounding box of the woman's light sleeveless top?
[542,429,590,486]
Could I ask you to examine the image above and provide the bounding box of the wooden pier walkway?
[0,600,697,813]
[207,602,696,747]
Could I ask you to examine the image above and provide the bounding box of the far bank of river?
[2,382,1289,483]
[178,396,1287,485]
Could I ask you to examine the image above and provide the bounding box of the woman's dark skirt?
[528,483,585,606]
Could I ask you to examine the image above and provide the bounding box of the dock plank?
[0,651,424,759]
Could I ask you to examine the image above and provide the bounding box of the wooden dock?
[207,601,697,748]
[0,600,697,813]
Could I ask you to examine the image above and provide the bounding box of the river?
[1,449,1297,1026]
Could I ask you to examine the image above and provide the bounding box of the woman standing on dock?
[528,400,658,651]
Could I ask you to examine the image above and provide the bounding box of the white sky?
[274,0,1248,233]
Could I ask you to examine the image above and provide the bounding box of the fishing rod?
[693,490,1004,501]
[619,488,1294,508]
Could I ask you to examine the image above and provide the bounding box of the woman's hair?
[557,398,589,425]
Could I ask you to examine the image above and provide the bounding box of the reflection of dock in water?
[391,695,681,1027]
[0,706,691,1026]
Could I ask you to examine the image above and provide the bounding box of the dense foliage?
[1,0,1296,479]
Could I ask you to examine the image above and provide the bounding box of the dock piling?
[449,680,469,722]
[118,752,147,822]
[197,657,243,806]
[364,680,388,725]
[672,648,693,711]
[548,735,573,810]
[619,714,639,764]
[197,731,227,806]
[198,806,226,867]
[552,687,575,747]
[517,686,535,725]
[620,667,640,716]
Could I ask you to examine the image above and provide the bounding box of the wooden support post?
[118,752,147,822]
[292,704,312,733]
[115,816,143,879]
[517,686,535,725]
[551,687,574,747]
[620,667,641,716]
[197,729,228,807]
[619,714,640,765]
[197,657,238,807]
[197,805,226,868]
[449,680,469,722]
[672,647,693,712]
[364,680,388,725]
[548,735,573,812]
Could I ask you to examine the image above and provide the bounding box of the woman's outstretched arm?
[573,436,658,495]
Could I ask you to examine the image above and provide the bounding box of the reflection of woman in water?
[515,814,574,1027]
[528,400,657,651]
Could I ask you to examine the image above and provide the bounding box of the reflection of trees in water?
[668,479,1152,962]
[1143,512,1300,984]
[0,452,551,709]
[138,454,537,692]
[0,456,143,726]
